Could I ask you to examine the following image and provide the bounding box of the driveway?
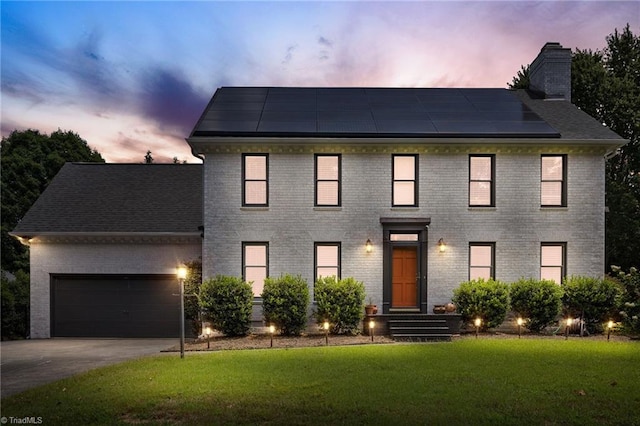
[0,338,175,398]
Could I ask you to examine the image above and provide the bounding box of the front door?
[392,246,418,307]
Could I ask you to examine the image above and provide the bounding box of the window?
[315,155,341,206]
[315,243,341,280]
[243,243,268,296]
[541,243,565,284]
[243,154,268,206]
[541,155,567,206]
[469,155,494,206]
[469,243,495,280]
[392,154,418,206]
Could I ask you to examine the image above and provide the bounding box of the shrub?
[262,274,310,336]
[314,276,365,335]
[1,270,30,340]
[510,278,563,332]
[199,275,253,337]
[452,278,510,330]
[562,275,622,333]
[610,266,640,337]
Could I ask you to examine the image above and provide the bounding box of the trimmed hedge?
[510,278,563,332]
[452,278,510,330]
[199,275,253,337]
[262,274,310,336]
[314,276,365,335]
[562,275,622,332]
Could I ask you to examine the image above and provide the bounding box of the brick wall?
[203,144,607,316]
[29,241,201,338]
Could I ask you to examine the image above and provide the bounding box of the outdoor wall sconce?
[365,239,373,253]
[474,317,482,339]
[323,320,330,345]
[516,317,524,339]
[438,238,447,253]
[607,320,614,341]
[369,319,375,342]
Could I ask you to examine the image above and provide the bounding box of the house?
[13,42,626,339]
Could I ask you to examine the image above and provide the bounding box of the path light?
[365,239,373,253]
[204,326,212,349]
[369,319,375,342]
[176,265,188,359]
[323,320,330,345]
[474,317,482,339]
[565,317,573,340]
[607,320,614,342]
[438,238,447,253]
[517,317,524,339]
[269,324,276,348]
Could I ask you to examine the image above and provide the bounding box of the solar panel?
[193,87,560,138]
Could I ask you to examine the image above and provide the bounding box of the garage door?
[51,274,181,338]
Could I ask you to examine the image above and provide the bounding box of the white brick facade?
[202,143,607,313]
[29,239,201,338]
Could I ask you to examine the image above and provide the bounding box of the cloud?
[137,68,209,135]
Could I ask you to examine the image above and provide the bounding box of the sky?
[1,1,638,163]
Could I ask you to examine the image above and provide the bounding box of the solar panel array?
[193,87,560,138]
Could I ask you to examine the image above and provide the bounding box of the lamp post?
[177,265,188,358]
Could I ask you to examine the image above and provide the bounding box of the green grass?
[2,339,639,425]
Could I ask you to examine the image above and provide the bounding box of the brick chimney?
[529,42,572,101]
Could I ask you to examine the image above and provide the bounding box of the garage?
[51,274,181,338]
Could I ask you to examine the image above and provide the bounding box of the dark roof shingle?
[12,163,202,235]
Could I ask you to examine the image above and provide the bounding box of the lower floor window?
[469,243,495,280]
[315,242,341,280]
[541,243,565,284]
[243,242,268,296]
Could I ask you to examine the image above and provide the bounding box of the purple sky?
[1,1,638,163]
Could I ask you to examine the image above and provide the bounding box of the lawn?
[1,338,639,425]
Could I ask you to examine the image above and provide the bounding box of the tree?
[144,150,154,164]
[1,129,104,273]
[509,24,640,270]
[507,64,530,89]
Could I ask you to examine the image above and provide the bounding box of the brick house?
[13,43,625,338]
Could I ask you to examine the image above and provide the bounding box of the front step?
[374,314,461,342]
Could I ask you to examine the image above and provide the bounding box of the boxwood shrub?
[510,278,563,332]
[199,275,253,337]
[262,274,310,336]
[452,278,510,330]
[314,276,365,335]
[562,275,622,332]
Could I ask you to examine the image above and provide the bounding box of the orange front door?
[392,246,418,307]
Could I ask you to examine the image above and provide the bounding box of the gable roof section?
[12,163,203,237]
[191,87,560,139]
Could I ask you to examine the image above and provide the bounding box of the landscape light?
[323,320,330,345]
[369,319,375,342]
[474,317,481,339]
[517,317,523,339]
[269,324,276,347]
[565,317,573,340]
[607,320,614,341]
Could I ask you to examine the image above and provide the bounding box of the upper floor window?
[541,155,567,207]
[242,154,268,206]
[243,242,268,296]
[392,154,418,206]
[541,243,566,284]
[469,155,495,207]
[315,155,341,206]
[315,242,341,280]
[469,243,495,280]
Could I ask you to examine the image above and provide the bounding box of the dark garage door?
[51,274,181,338]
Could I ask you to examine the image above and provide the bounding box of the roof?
[190,87,561,139]
[11,163,203,236]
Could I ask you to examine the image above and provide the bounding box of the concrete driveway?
[0,338,176,398]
